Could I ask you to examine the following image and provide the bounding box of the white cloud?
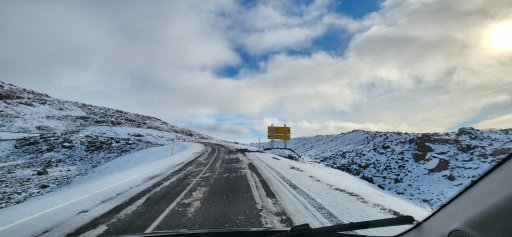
[474,113,512,129]
[239,27,319,54]
[257,118,410,137]
[238,0,512,135]
[188,122,251,141]
[1,0,512,141]
[226,0,356,54]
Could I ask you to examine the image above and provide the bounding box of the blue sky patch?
[216,0,380,79]
[214,48,273,78]
[333,0,382,19]
[311,28,352,55]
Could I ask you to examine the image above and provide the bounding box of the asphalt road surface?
[69,143,293,236]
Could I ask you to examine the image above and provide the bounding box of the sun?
[488,21,512,50]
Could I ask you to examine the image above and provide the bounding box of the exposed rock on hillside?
[253,128,511,210]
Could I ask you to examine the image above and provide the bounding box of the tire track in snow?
[250,154,342,225]
[307,175,404,217]
[240,153,293,227]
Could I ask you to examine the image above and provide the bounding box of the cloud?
[257,118,409,137]
[225,0,357,54]
[189,122,251,141]
[474,113,512,129]
[0,1,242,114]
[1,0,512,142]
[250,0,512,132]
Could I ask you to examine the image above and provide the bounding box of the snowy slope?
[0,81,212,208]
[0,81,210,138]
[0,142,205,237]
[253,129,512,210]
[261,148,302,161]
[235,146,429,236]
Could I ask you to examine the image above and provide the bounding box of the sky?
[1,0,512,143]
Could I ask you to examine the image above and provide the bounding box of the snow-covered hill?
[261,148,302,161]
[254,129,511,210]
[0,81,212,208]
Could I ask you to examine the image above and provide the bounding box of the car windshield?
[1,1,511,237]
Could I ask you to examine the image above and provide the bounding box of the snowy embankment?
[1,81,214,208]
[0,142,205,237]
[238,145,430,236]
[253,129,511,210]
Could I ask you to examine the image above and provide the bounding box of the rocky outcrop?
[491,147,512,157]
[428,158,450,173]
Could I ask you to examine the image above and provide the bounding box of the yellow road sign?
[267,127,290,134]
[268,126,291,140]
[268,134,291,140]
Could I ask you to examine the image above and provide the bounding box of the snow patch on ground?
[423,158,439,170]
[0,142,205,237]
[79,126,179,145]
[0,131,39,140]
[230,143,430,236]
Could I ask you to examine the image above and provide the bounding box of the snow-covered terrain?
[0,142,205,237]
[3,79,510,236]
[253,129,512,210]
[0,81,212,208]
[230,144,430,236]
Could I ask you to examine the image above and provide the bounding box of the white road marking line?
[144,147,218,233]
[0,147,208,233]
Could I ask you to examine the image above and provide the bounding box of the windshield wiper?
[270,215,416,237]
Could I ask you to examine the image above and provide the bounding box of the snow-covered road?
[1,143,430,237]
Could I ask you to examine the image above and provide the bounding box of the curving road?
[69,143,293,236]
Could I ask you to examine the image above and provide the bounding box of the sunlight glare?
[489,21,512,50]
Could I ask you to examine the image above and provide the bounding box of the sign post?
[283,124,288,149]
[267,124,291,149]
[171,138,175,156]
[270,124,274,149]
